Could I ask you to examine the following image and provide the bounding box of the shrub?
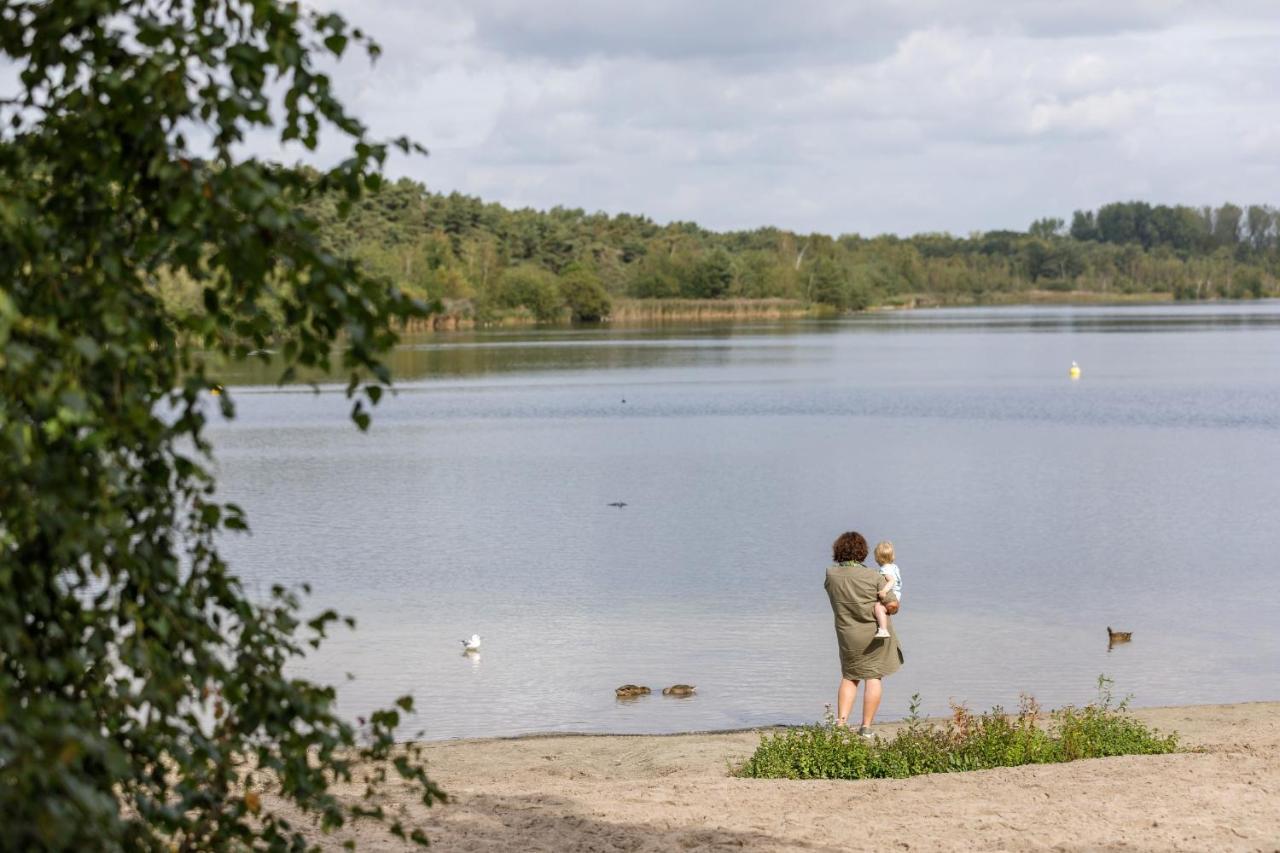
[497,264,565,321]
[738,677,1178,780]
[559,265,612,321]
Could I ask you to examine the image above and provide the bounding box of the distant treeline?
[163,179,1280,324]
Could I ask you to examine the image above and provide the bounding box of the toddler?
[872,540,902,639]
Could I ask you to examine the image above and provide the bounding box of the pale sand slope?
[299,702,1280,851]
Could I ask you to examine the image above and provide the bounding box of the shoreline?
[400,291,1222,332]
[286,700,1280,850]
[411,696,1280,745]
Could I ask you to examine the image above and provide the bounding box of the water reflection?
[213,302,1280,388]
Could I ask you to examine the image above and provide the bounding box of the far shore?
[400,291,1197,332]
[281,700,1280,850]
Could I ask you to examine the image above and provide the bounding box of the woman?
[824,530,903,736]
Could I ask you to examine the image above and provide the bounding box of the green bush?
[559,265,612,321]
[738,677,1178,780]
[497,263,565,321]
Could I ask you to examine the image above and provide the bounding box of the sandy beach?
[288,701,1280,851]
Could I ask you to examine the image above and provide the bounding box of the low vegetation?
[738,677,1178,780]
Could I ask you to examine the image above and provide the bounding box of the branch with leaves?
[1,0,441,847]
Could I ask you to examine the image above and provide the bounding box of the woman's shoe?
[857,726,873,740]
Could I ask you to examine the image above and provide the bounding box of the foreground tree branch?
[0,0,441,847]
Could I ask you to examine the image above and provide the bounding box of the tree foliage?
[1,0,443,848]
[252,182,1280,320]
[496,264,564,322]
[558,265,611,321]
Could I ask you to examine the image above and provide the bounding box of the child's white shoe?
[874,627,890,638]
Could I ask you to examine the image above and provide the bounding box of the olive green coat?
[824,561,904,681]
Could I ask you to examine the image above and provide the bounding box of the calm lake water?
[211,303,1280,740]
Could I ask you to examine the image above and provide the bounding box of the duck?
[615,684,651,699]
[460,634,482,652]
[1106,626,1132,645]
[662,684,696,696]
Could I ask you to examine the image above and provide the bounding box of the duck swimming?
[615,684,651,698]
[1106,626,1132,651]
[662,684,696,696]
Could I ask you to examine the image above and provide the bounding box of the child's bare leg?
[873,600,889,636]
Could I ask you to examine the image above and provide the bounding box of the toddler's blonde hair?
[874,540,895,565]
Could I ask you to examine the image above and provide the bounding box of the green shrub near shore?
[738,677,1178,780]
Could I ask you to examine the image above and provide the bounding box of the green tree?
[1245,205,1275,253]
[559,265,612,321]
[1096,203,1139,245]
[1213,203,1244,248]
[808,256,850,308]
[1028,217,1065,238]
[497,264,565,322]
[1069,210,1098,241]
[686,249,735,298]
[1,1,444,848]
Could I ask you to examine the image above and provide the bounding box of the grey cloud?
[253,1,1280,235]
[456,0,904,66]
[447,0,1277,66]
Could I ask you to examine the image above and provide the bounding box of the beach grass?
[738,676,1179,780]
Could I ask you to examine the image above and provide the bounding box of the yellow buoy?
[1069,361,1081,380]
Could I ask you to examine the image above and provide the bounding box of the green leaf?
[325,34,349,56]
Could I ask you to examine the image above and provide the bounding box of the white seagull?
[461,634,482,652]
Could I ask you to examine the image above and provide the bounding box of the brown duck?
[615,684,651,699]
[1107,626,1132,648]
[662,684,696,696]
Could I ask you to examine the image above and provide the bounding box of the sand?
[290,702,1280,851]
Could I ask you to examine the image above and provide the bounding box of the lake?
[210,303,1280,740]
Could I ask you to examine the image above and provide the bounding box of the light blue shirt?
[878,562,902,601]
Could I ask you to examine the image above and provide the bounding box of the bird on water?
[1106,626,1132,651]
[615,685,651,698]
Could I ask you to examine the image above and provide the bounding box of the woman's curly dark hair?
[832,531,868,564]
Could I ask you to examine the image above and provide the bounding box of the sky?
[28,1,1280,236]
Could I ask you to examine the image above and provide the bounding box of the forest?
[166,178,1280,325]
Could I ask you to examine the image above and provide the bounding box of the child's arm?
[877,572,894,599]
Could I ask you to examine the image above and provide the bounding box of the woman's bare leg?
[861,678,883,729]
[836,678,859,726]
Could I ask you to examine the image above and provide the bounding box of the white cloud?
[10,0,1278,234]
[1063,54,1108,90]
[1028,89,1152,135]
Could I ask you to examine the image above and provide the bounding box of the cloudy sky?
[293,1,1279,235]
